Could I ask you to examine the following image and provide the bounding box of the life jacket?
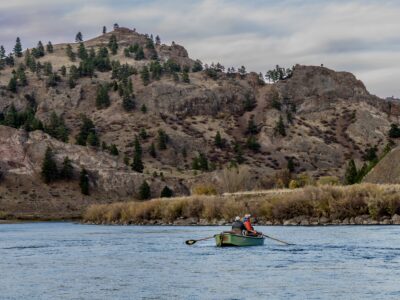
[243,219,254,231]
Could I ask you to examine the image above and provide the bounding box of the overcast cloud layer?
[1,0,399,97]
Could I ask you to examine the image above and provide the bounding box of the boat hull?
[214,232,264,247]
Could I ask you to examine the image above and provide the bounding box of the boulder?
[392,214,400,225]
[319,216,330,224]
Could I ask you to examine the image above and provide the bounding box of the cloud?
[0,0,400,97]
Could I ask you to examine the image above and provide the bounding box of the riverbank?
[83,184,400,226]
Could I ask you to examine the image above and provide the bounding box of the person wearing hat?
[243,214,258,236]
[231,216,246,234]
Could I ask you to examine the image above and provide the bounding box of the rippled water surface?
[1,223,400,299]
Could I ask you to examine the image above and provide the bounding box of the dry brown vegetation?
[83,184,400,224]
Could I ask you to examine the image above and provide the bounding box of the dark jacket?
[232,220,246,231]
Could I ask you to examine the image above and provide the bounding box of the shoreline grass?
[83,184,400,224]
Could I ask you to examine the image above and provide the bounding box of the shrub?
[139,181,151,200]
[192,184,218,196]
[289,180,299,189]
[160,186,173,198]
[317,176,340,186]
[389,124,400,138]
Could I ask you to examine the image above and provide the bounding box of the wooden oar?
[185,236,215,245]
[263,234,293,246]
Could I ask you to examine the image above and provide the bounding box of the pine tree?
[78,43,88,60]
[110,144,119,156]
[87,131,99,147]
[46,41,53,53]
[135,47,145,60]
[233,141,244,164]
[0,45,5,60]
[287,157,295,173]
[68,76,76,89]
[244,95,256,111]
[160,186,173,198]
[95,84,110,109]
[155,35,161,45]
[43,62,53,76]
[108,35,118,55]
[132,136,144,173]
[356,163,368,183]
[363,147,378,162]
[274,116,286,137]
[149,61,162,80]
[69,65,79,80]
[66,44,76,61]
[44,112,69,142]
[60,65,66,76]
[192,60,203,72]
[214,131,223,148]
[140,66,150,86]
[14,37,22,57]
[149,142,156,158]
[79,168,90,195]
[4,104,18,127]
[41,147,58,183]
[16,67,27,86]
[36,41,45,57]
[139,181,151,200]
[0,46,5,69]
[344,159,358,185]
[60,157,73,180]
[141,104,147,113]
[157,129,168,150]
[246,136,260,152]
[89,47,96,59]
[389,124,400,138]
[8,76,17,93]
[198,153,209,171]
[139,128,148,140]
[246,118,258,135]
[122,92,135,111]
[75,32,83,43]
[76,115,96,146]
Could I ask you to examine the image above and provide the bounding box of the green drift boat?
[214,232,265,247]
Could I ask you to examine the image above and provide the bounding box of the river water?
[1,223,399,299]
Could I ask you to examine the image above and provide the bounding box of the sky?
[0,0,400,98]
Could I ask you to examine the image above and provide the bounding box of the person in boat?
[243,214,259,236]
[231,216,246,234]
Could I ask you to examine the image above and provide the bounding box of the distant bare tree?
[221,166,252,193]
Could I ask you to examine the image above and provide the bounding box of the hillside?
[364,147,400,184]
[0,26,399,219]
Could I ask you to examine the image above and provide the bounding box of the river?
[1,223,399,299]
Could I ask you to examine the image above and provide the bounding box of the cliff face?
[0,27,398,219]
